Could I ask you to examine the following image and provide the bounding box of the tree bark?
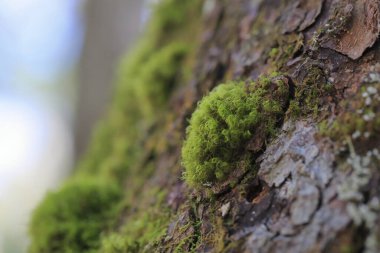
[155,0,380,252]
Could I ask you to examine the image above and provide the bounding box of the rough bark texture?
[30,0,380,252]
[159,1,380,251]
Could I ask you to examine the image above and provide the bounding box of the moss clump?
[29,178,122,253]
[182,74,290,187]
[123,42,190,120]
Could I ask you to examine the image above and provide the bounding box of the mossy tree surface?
[182,74,290,187]
[29,0,380,252]
[30,0,203,252]
[29,179,122,253]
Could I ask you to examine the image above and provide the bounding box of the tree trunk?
[75,0,143,158]
[161,1,380,252]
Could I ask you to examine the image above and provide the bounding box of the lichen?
[320,77,380,252]
[182,73,290,188]
[319,80,380,144]
[336,139,380,253]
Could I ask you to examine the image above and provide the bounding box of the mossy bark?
[30,0,380,252]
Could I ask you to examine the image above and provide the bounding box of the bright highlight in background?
[0,0,83,252]
[0,98,73,252]
[0,0,82,84]
[0,98,45,194]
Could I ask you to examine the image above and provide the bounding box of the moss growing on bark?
[288,66,335,117]
[99,187,170,253]
[267,34,304,71]
[77,42,191,180]
[76,0,202,180]
[29,0,203,252]
[182,74,290,187]
[126,42,190,120]
[29,179,122,253]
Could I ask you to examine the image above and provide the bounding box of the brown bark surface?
[151,0,380,252]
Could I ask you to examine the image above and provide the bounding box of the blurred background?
[0,0,147,252]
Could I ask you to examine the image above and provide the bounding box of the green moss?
[288,66,334,118]
[182,74,290,187]
[100,211,170,253]
[77,42,189,180]
[100,233,130,253]
[148,0,203,43]
[76,0,203,179]
[267,34,303,71]
[29,178,122,253]
[269,48,280,58]
[174,220,202,253]
[99,188,170,253]
[30,0,204,252]
[130,43,190,119]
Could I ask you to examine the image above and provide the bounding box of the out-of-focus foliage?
[29,0,203,252]
[29,179,122,253]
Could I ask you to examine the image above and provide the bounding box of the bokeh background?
[0,0,148,252]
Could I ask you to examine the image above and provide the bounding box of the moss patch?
[128,43,190,120]
[29,0,203,252]
[267,33,304,71]
[288,65,335,118]
[76,0,203,180]
[182,73,290,188]
[99,188,170,253]
[29,178,122,253]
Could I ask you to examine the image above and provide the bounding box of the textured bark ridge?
[320,0,379,59]
[29,0,380,252]
[245,121,346,252]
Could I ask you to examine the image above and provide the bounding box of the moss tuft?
[288,66,335,117]
[182,74,290,187]
[29,178,122,253]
